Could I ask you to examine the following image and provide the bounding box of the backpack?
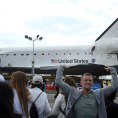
[30,92,42,118]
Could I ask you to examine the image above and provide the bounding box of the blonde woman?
[10,71,29,118]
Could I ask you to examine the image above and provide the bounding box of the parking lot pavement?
[47,93,55,109]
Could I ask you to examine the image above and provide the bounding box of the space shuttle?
[0,18,118,76]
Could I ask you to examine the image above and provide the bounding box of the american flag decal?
[51,59,58,63]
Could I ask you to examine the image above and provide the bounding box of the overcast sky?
[0,0,117,48]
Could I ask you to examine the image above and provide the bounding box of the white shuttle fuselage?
[0,18,118,72]
[0,44,118,68]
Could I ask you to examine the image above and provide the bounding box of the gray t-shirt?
[74,93,97,118]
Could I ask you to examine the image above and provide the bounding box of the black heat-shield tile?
[63,63,110,76]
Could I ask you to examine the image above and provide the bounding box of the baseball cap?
[0,74,5,82]
[32,75,43,84]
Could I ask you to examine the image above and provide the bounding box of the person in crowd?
[0,74,5,82]
[103,80,108,88]
[105,89,117,107]
[0,82,22,118]
[55,65,118,118]
[27,79,32,89]
[53,81,60,99]
[10,71,29,118]
[106,90,118,118]
[42,78,47,92]
[29,75,51,118]
[0,81,14,117]
[107,80,111,86]
[50,76,77,118]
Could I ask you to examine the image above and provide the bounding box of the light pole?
[25,34,43,78]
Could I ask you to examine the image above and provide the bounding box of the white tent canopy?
[99,75,118,80]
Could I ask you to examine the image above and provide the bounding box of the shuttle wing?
[65,64,110,76]
[40,64,111,76]
[0,64,113,76]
